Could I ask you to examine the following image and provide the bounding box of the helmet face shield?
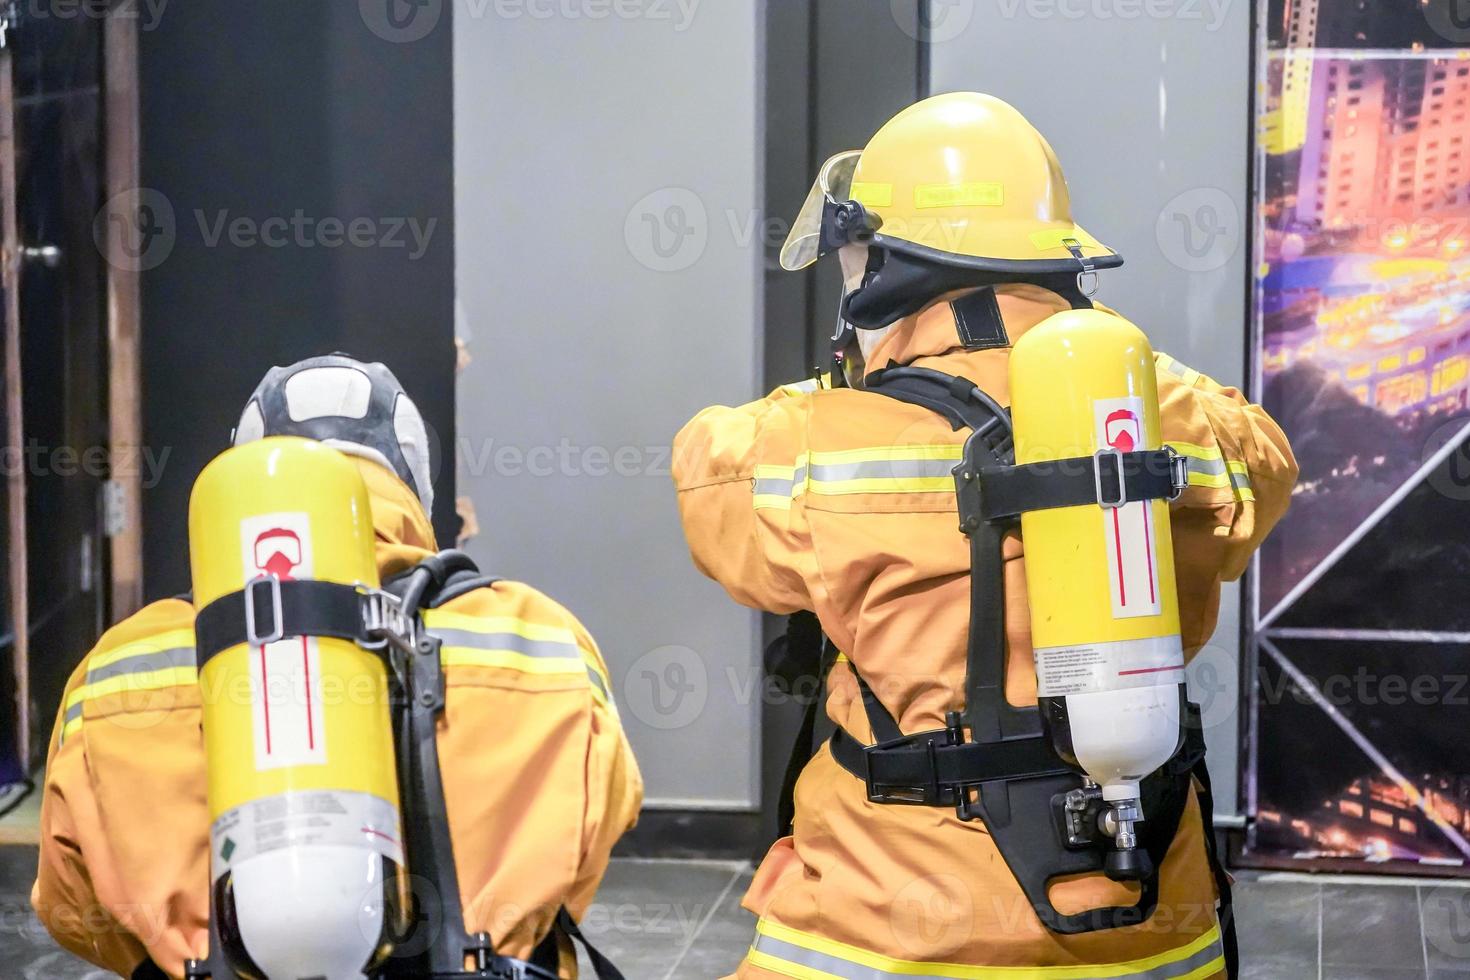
[779,150,863,271]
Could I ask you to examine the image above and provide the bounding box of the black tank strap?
[841,367,1227,943]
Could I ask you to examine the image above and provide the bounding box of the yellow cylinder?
[189,436,405,978]
[1010,310,1185,801]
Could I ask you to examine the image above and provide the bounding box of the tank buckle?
[1092,447,1127,509]
[1057,783,1108,848]
[242,575,284,646]
[360,587,418,653]
[1165,446,1189,500]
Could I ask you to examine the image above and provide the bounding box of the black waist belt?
[829,724,1071,807]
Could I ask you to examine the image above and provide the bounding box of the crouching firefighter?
[33,355,643,979]
[673,93,1298,979]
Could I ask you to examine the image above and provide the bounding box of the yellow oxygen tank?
[1009,309,1185,845]
[190,436,407,980]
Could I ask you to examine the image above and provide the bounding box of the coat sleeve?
[566,618,643,921]
[31,659,153,977]
[671,382,818,614]
[1155,353,1299,651]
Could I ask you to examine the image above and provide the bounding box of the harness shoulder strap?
[384,551,625,979]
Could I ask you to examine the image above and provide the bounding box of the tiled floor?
[3,848,1469,978]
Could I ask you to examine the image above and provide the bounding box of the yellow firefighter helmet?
[780,92,1120,275]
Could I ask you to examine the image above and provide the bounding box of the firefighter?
[32,354,643,979]
[673,92,1297,978]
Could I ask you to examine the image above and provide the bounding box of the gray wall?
[454,1,763,808]
[139,0,457,599]
[926,0,1252,817]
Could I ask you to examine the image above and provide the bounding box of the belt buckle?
[1093,447,1127,509]
[243,575,284,646]
[1165,445,1189,501]
[359,587,417,653]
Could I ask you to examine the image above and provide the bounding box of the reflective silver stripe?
[808,457,955,482]
[1184,455,1227,478]
[430,628,581,662]
[85,646,196,686]
[586,667,609,699]
[1157,354,1200,382]
[753,463,807,499]
[58,703,84,745]
[750,928,1224,980]
[1229,467,1252,491]
[781,379,821,395]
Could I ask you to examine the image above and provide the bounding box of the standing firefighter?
[33,355,642,979]
[674,93,1297,978]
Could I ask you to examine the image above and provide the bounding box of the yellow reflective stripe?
[808,475,954,495]
[1226,460,1255,502]
[1156,353,1202,386]
[850,182,893,208]
[753,446,962,510]
[425,610,614,709]
[914,182,1004,209]
[781,379,821,396]
[811,445,963,465]
[1165,443,1253,501]
[423,610,578,645]
[439,647,590,677]
[58,703,84,746]
[83,627,196,673]
[65,665,198,711]
[751,917,1225,980]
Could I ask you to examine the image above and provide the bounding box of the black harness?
[171,550,623,980]
[792,366,1236,970]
